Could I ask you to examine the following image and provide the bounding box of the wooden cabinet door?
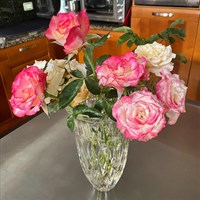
[77,29,132,63]
[0,51,13,124]
[131,6,200,85]
[6,37,49,68]
[187,22,200,101]
[0,38,50,136]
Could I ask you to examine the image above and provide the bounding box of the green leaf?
[102,99,116,121]
[83,46,93,76]
[169,28,185,40]
[86,34,101,41]
[73,104,103,118]
[159,30,169,40]
[92,33,110,48]
[94,54,111,66]
[66,54,75,63]
[59,79,83,109]
[85,76,101,95]
[71,69,84,78]
[174,53,187,64]
[113,26,132,33]
[169,19,184,28]
[66,114,75,131]
[117,32,132,46]
[168,36,175,44]
[105,89,117,98]
[47,100,60,113]
[94,99,103,112]
[147,34,160,43]
[135,38,147,45]
[127,39,135,48]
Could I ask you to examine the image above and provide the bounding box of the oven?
[80,0,132,23]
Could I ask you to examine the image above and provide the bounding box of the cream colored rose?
[135,42,176,76]
[45,59,67,96]
[71,83,91,107]
[66,59,87,77]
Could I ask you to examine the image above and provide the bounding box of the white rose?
[66,59,87,77]
[135,42,176,76]
[28,60,47,69]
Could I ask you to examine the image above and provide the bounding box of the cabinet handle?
[19,44,36,52]
[152,12,174,17]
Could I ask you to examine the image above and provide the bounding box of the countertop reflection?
[1,100,200,200]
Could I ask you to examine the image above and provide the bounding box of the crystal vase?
[74,116,129,192]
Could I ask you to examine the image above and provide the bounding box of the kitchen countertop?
[0,18,50,49]
[0,18,122,49]
[1,100,200,200]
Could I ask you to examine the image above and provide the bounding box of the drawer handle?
[19,44,36,52]
[152,12,174,17]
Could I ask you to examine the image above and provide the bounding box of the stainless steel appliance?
[80,0,132,23]
[36,0,60,18]
[134,0,200,8]
[67,0,81,13]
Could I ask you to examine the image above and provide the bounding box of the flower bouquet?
[9,9,188,191]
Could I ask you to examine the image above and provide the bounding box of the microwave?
[80,0,132,24]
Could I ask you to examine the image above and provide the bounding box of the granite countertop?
[0,18,50,49]
[0,18,122,49]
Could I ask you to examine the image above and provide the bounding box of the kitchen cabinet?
[77,29,132,63]
[47,42,66,59]
[0,37,50,137]
[187,22,200,101]
[0,49,25,137]
[0,50,13,123]
[7,37,50,79]
[130,5,200,91]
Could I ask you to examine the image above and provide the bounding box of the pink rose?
[9,66,46,117]
[156,69,187,125]
[112,89,166,142]
[96,52,147,92]
[45,9,89,54]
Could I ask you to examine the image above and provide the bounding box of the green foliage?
[174,53,187,64]
[66,114,75,130]
[73,104,103,118]
[113,26,132,33]
[114,19,187,64]
[115,19,186,47]
[169,19,184,28]
[95,54,111,66]
[83,33,110,76]
[85,76,101,95]
[71,69,84,78]
[47,100,60,113]
[104,89,118,99]
[116,32,133,46]
[102,99,116,121]
[59,79,83,109]
[84,46,94,76]
[92,33,110,48]
[86,33,101,41]
[66,104,103,130]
